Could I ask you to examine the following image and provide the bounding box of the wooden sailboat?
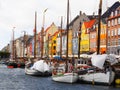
[25,11,40,75]
[52,0,78,83]
[78,54,116,85]
[25,11,51,76]
[7,27,18,68]
[78,0,115,85]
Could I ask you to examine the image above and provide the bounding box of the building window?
[118,38,120,45]
[91,34,95,39]
[113,39,116,46]
[115,19,117,25]
[118,18,120,24]
[113,30,115,36]
[115,10,117,16]
[53,46,56,50]
[114,29,117,36]
[111,39,114,46]
[111,12,113,17]
[93,25,96,29]
[108,39,110,46]
[73,32,78,38]
[117,10,120,15]
[111,20,114,26]
[108,21,110,27]
[53,40,56,44]
[57,33,60,37]
[108,30,110,36]
[116,38,118,45]
[118,28,120,35]
[111,30,113,36]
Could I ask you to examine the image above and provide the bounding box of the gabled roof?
[84,19,96,29]
[45,22,55,33]
[69,13,98,28]
[26,36,34,45]
[69,15,79,26]
[52,31,59,37]
[102,1,120,18]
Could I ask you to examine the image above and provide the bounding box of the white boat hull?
[25,60,52,76]
[79,71,115,85]
[25,67,43,76]
[52,73,78,83]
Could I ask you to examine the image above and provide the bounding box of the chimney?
[93,12,95,18]
[79,11,82,16]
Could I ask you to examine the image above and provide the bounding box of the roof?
[102,1,120,18]
[87,15,98,20]
[69,15,79,26]
[84,19,96,29]
[45,22,55,33]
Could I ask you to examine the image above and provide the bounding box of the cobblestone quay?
[0,64,119,90]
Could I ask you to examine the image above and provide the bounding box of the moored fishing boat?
[52,60,78,83]
[7,61,18,68]
[77,0,116,85]
[25,12,51,76]
[52,0,78,83]
[78,69,115,85]
[52,72,78,83]
[25,59,51,76]
[7,27,18,69]
[25,67,43,76]
[78,54,117,85]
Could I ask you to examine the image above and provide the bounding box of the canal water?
[0,64,119,90]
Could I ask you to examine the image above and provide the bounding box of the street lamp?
[42,8,48,29]
[41,8,48,58]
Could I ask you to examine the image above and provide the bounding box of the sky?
[0,0,119,50]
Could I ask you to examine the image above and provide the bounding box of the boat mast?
[60,16,63,57]
[78,22,82,59]
[12,27,15,60]
[97,0,102,54]
[66,0,69,59]
[22,31,26,58]
[34,11,37,59]
[65,0,70,73]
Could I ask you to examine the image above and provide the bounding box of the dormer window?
[73,31,78,38]
[93,25,96,29]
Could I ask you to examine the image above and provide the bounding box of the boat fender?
[115,79,120,85]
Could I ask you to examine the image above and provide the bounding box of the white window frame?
[108,30,110,36]
[118,28,120,35]
[118,18,120,24]
[108,21,110,27]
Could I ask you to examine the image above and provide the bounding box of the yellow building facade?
[44,23,58,57]
[68,29,73,56]
[80,22,90,53]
